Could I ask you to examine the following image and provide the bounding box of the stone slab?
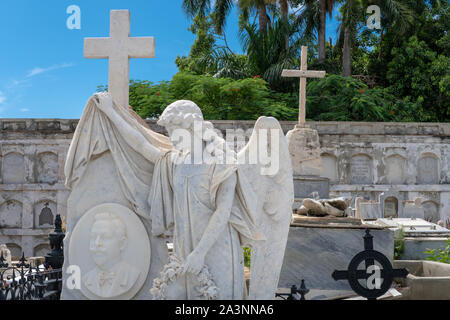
[293,175,329,199]
[278,225,394,295]
[359,202,382,220]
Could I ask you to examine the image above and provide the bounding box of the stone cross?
[281,46,325,125]
[84,10,155,109]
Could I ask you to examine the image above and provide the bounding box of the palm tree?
[338,0,414,77]
[241,17,304,90]
[319,0,337,62]
[182,0,278,34]
[297,0,337,62]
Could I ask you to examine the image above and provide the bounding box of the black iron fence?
[0,255,62,300]
[0,214,65,300]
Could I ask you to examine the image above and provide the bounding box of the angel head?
[158,100,234,162]
[157,100,204,139]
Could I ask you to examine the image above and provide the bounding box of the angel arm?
[183,173,237,274]
[94,92,163,163]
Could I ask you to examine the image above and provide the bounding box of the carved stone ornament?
[68,203,151,300]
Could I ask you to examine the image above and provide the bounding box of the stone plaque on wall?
[0,200,23,228]
[422,201,440,222]
[417,156,439,184]
[2,153,25,184]
[321,154,338,182]
[350,154,373,184]
[385,155,406,184]
[36,152,59,184]
[384,199,397,218]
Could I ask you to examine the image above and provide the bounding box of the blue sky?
[0,1,340,119]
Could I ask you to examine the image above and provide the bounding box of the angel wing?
[237,116,294,300]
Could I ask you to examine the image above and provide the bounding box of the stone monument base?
[278,216,394,299]
[293,175,329,199]
[286,124,322,176]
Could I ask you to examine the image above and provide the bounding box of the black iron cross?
[332,229,408,300]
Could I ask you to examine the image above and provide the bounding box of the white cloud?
[26,62,74,78]
[20,108,30,112]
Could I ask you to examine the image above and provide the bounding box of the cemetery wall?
[0,119,448,255]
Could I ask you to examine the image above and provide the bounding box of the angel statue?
[63,92,293,300]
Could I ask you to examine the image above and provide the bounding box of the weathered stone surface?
[279,222,394,294]
[350,154,373,184]
[303,199,327,216]
[359,201,382,220]
[0,119,449,257]
[286,125,322,176]
[293,176,329,199]
[371,218,450,260]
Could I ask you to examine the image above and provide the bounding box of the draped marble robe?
[149,150,260,300]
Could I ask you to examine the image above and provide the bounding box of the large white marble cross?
[84,10,155,109]
[282,46,325,126]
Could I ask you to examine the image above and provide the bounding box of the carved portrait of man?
[83,212,140,298]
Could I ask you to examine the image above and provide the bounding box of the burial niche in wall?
[0,200,23,228]
[321,153,338,183]
[385,155,406,184]
[417,155,439,184]
[34,243,51,257]
[36,152,58,184]
[383,197,398,218]
[35,201,55,227]
[5,243,22,258]
[350,154,373,184]
[1,152,25,184]
[422,201,440,223]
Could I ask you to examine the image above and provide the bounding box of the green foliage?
[425,239,450,264]
[306,75,418,122]
[102,1,450,123]
[394,227,405,260]
[243,247,251,268]
[128,80,174,119]
[176,14,251,79]
[126,73,423,122]
[241,18,304,91]
[386,35,450,121]
[127,73,297,121]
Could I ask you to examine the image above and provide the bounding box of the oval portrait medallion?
[69,203,151,300]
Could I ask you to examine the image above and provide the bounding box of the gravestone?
[2,153,25,184]
[36,152,59,184]
[374,218,450,260]
[359,201,382,220]
[0,200,22,228]
[385,155,406,184]
[350,154,373,184]
[384,198,398,218]
[417,156,439,184]
[379,189,403,218]
[403,198,425,220]
[61,10,167,300]
[279,216,394,298]
[321,154,338,183]
[422,200,440,222]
